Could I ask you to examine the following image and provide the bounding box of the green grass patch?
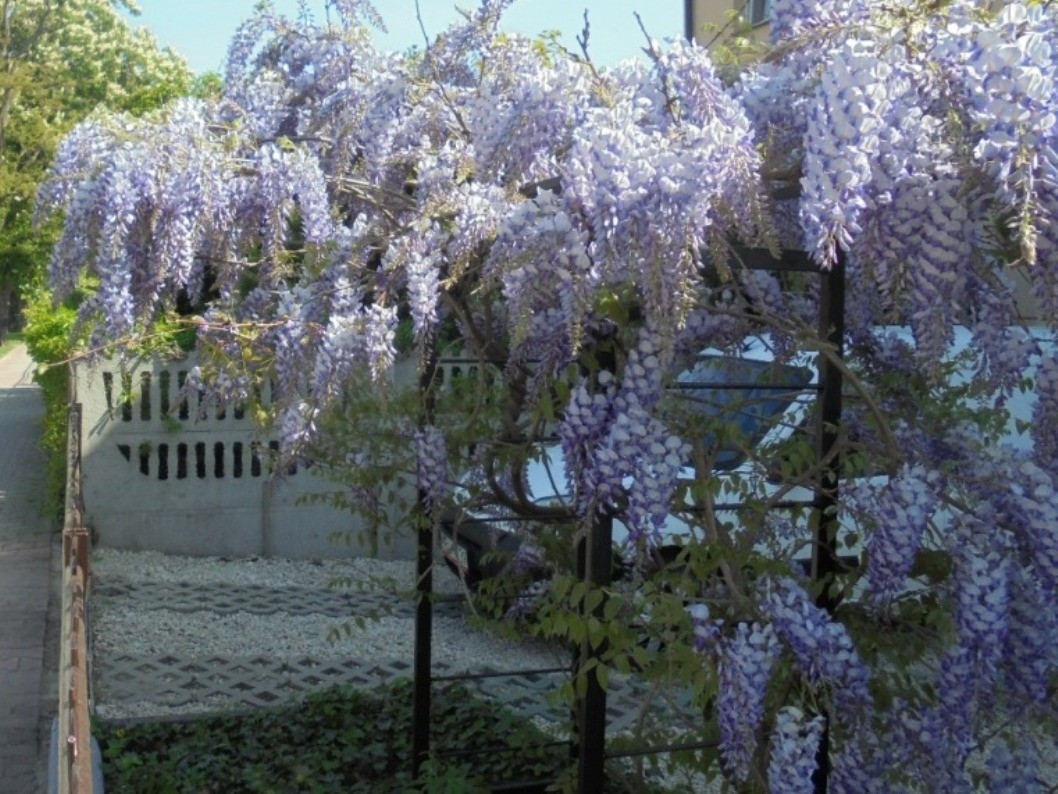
[0,330,24,359]
[96,680,606,793]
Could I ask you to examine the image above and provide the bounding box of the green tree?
[0,0,192,341]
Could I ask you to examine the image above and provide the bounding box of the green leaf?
[584,588,605,614]
[602,594,623,621]
[598,664,611,691]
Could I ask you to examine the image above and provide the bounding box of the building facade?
[685,0,771,42]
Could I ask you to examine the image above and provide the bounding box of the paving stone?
[0,346,55,792]
[96,653,419,710]
[93,648,698,738]
[0,765,37,794]
[0,741,37,758]
[93,578,463,619]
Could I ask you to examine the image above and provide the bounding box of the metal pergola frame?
[411,245,845,793]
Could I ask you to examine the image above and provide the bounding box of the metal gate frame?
[412,246,845,793]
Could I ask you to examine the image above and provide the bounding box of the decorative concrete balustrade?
[74,355,416,560]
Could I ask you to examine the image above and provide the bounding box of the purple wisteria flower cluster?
[716,621,781,783]
[848,464,938,607]
[761,577,872,714]
[414,424,449,516]
[767,707,824,794]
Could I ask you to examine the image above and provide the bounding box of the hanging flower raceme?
[769,0,870,45]
[382,229,442,345]
[848,464,938,608]
[252,143,335,263]
[1001,568,1057,704]
[1032,351,1058,476]
[467,43,591,184]
[687,602,721,654]
[800,37,899,266]
[767,707,824,794]
[872,698,966,793]
[937,2,1058,268]
[935,512,1014,748]
[311,301,398,403]
[558,372,616,513]
[484,188,594,356]
[953,546,1012,677]
[414,424,450,516]
[578,392,689,547]
[967,272,1040,397]
[716,621,781,784]
[273,400,318,467]
[761,577,872,713]
[986,739,1042,794]
[560,41,765,336]
[985,454,1058,597]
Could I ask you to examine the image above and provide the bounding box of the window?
[747,0,772,25]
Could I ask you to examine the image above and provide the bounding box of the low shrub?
[21,289,78,516]
[96,680,577,793]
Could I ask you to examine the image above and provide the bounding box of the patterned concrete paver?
[96,646,693,735]
[93,577,466,618]
[0,344,56,794]
[92,576,698,737]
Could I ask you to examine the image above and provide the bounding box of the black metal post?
[812,251,845,609]
[811,707,832,794]
[572,535,586,765]
[411,497,433,779]
[574,342,616,794]
[812,251,845,794]
[576,507,613,794]
[412,350,439,781]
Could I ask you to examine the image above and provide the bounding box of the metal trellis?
[412,246,845,793]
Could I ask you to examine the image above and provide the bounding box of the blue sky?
[127,1,684,75]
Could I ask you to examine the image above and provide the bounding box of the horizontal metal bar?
[724,245,819,273]
[604,738,721,759]
[432,665,571,682]
[673,381,822,392]
[449,499,817,527]
[435,358,510,366]
[489,779,558,794]
[519,175,563,198]
[458,436,564,445]
[489,780,557,793]
[451,514,577,524]
[690,499,817,511]
[434,740,570,760]
[429,593,465,603]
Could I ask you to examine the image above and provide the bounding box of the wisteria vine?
[36,0,1058,790]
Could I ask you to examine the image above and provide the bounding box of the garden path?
[0,343,58,794]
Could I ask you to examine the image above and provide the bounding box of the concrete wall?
[74,355,417,560]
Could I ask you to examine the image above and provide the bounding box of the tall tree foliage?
[37,0,1058,790]
[0,0,191,339]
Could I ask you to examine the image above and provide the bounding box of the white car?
[440,324,1054,593]
[439,338,820,583]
